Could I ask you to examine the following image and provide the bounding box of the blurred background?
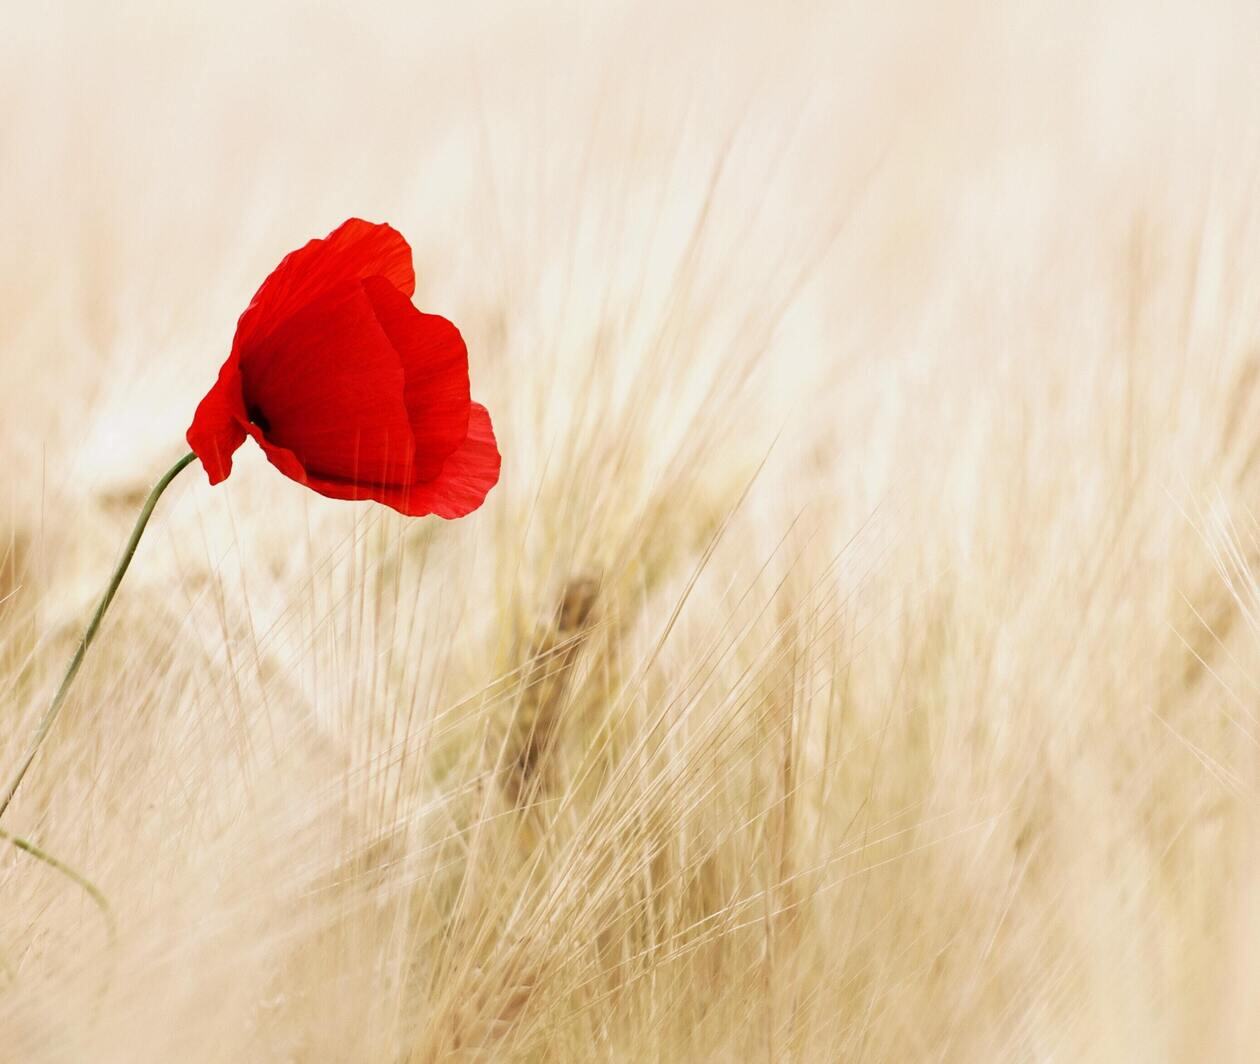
[3,1,1260,1059]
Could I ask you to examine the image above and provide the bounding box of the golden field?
[3,2,1260,1059]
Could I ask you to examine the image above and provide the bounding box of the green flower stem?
[0,826,116,944]
[0,451,196,821]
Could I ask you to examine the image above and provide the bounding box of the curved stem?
[0,451,196,822]
[0,826,116,944]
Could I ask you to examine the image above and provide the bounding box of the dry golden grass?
[4,2,1260,1059]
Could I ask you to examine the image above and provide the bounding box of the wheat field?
[3,2,1260,1059]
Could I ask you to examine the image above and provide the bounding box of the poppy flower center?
[247,404,272,434]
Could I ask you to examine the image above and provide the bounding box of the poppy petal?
[232,218,415,359]
[390,401,501,518]
[242,424,311,487]
[239,281,417,486]
[186,361,248,484]
[246,403,500,519]
[361,277,471,481]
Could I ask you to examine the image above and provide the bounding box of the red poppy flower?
[186,219,500,518]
